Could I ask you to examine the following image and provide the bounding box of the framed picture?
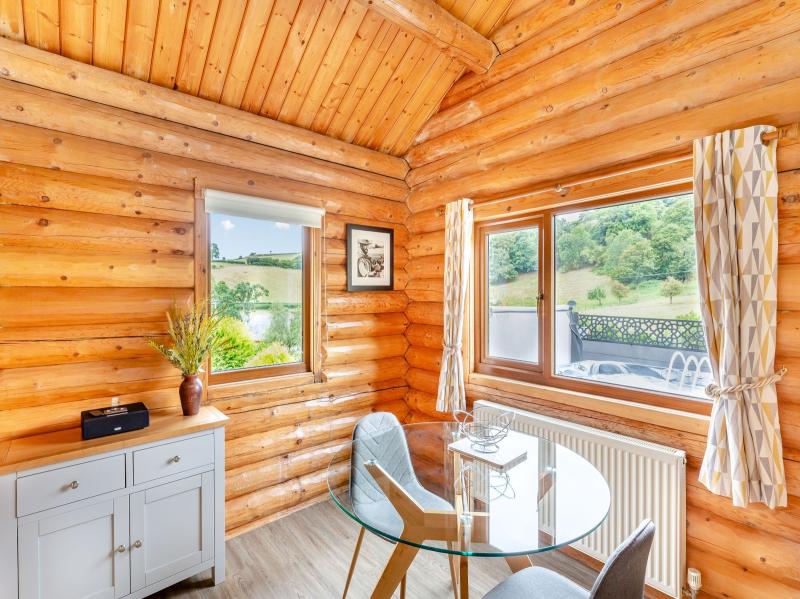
[346,224,394,291]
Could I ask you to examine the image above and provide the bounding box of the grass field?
[491,268,701,319]
[211,261,302,304]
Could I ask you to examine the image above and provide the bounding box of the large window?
[475,192,711,408]
[553,195,710,400]
[204,190,321,384]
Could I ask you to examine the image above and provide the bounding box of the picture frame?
[346,224,394,292]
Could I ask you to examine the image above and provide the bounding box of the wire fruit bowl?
[454,409,514,453]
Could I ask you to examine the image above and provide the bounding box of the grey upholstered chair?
[482,520,656,599]
[342,412,456,599]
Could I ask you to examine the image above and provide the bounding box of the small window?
[475,217,542,381]
[553,194,711,400]
[209,213,309,380]
[203,189,323,384]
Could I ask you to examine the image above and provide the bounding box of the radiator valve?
[683,568,702,599]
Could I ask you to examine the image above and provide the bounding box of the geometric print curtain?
[436,199,473,413]
[693,124,787,508]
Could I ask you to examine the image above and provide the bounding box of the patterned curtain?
[436,199,473,413]
[694,124,787,508]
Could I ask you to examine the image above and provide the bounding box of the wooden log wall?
[401,3,800,597]
[0,78,410,537]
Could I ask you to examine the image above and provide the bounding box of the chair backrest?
[590,520,655,599]
[349,412,417,506]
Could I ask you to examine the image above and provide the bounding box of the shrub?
[211,317,257,371]
[587,286,606,306]
[244,342,298,367]
[676,311,701,321]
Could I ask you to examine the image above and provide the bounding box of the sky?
[210,213,302,259]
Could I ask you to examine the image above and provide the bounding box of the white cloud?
[274,222,290,230]
[221,219,235,231]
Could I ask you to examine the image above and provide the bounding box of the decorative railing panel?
[575,313,706,352]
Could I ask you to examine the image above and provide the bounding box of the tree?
[602,230,656,285]
[488,229,538,284]
[212,281,269,320]
[264,303,302,352]
[587,286,606,306]
[610,281,630,304]
[651,224,694,282]
[660,277,683,304]
[556,224,598,272]
[211,243,220,261]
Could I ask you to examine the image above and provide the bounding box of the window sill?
[208,371,316,402]
[467,372,710,436]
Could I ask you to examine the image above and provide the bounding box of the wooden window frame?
[472,187,712,416]
[202,212,321,387]
[474,215,546,384]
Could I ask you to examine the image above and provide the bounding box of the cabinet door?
[18,496,130,599]
[129,472,213,592]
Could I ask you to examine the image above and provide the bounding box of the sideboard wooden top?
[0,406,228,476]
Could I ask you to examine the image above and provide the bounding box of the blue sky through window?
[210,213,302,259]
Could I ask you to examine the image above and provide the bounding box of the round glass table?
[327,421,610,599]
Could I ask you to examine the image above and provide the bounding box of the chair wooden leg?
[459,555,469,599]
[342,527,365,599]
[370,539,421,599]
[446,542,459,599]
[400,574,406,599]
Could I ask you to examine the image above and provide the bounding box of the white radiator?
[474,400,686,599]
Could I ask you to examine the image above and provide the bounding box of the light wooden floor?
[152,499,596,598]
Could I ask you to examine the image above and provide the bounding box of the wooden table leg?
[369,539,421,599]
[459,555,469,599]
[504,555,534,573]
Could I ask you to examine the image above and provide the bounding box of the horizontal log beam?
[0,80,407,201]
[0,38,408,179]
[359,0,497,74]
[408,78,800,211]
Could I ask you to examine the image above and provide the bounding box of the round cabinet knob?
[132,540,143,549]
[116,545,126,554]
[170,455,181,464]
[69,480,79,490]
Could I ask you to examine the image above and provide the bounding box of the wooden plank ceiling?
[0,0,517,157]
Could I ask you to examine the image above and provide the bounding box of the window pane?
[486,226,539,363]
[209,213,304,373]
[553,194,711,399]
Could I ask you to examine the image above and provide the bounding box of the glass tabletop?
[327,421,610,557]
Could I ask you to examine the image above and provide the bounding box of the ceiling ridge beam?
[0,37,409,180]
[361,0,498,74]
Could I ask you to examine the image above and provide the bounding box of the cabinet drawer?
[17,455,126,517]
[133,434,214,485]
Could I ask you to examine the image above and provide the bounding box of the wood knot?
[40,195,50,202]
[15,105,23,111]
[53,137,62,145]
[68,72,78,80]
[247,180,255,186]
[60,275,68,281]
[38,218,49,227]
[134,191,142,197]
[175,227,187,235]
[782,194,800,204]
[108,265,114,270]
[0,67,9,76]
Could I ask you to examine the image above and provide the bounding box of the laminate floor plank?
[153,499,596,598]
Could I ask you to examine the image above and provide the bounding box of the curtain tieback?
[443,344,462,357]
[705,366,787,399]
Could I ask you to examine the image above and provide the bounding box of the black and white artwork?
[346,224,394,291]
